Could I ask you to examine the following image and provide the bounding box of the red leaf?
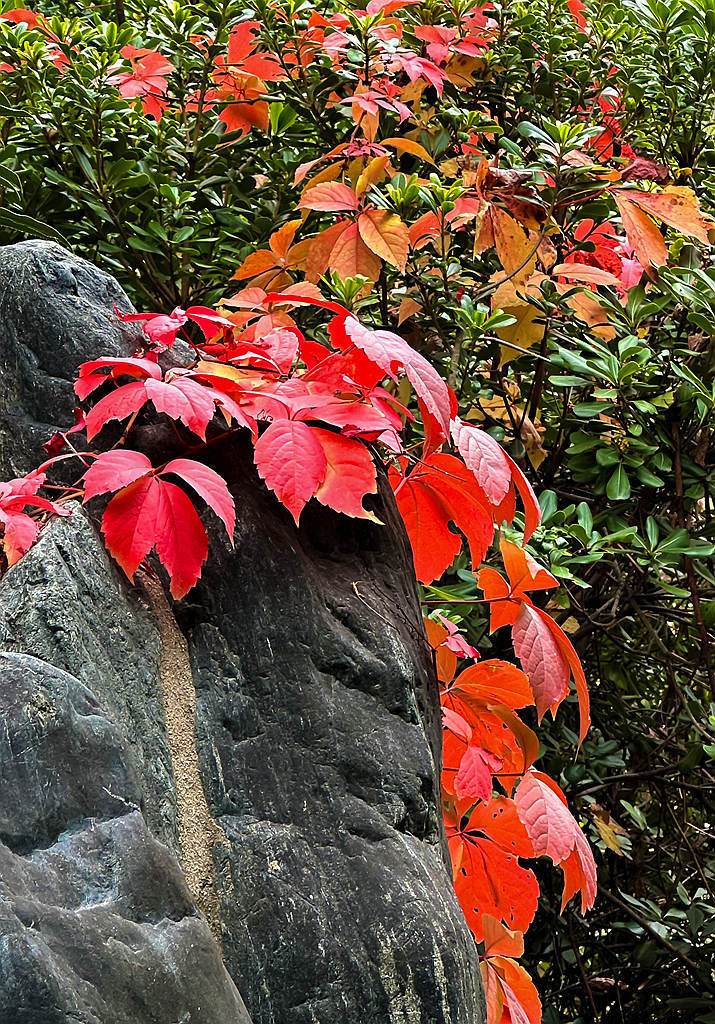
[82,450,153,502]
[515,770,596,913]
[185,305,236,341]
[101,475,209,599]
[454,745,502,803]
[75,356,161,400]
[545,616,591,745]
[445,797,538,940]
[0,508,38,566]
[310,428,378,519]
[389,464,462,583]
[161,458,235,539]
[253,419,327,523]
[152,481,210,599]
[503,451,541,540]
[334,316,451,435]
[512,604,570,721]
[85,377,219,441]
[389,454,494,583]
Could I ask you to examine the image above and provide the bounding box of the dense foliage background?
[0,0,713,1020]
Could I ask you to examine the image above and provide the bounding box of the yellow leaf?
[446,54,487,88]
[355,154,390,197]
[593,806,629,856]
[491,207,538,280]
[492,273,547,364]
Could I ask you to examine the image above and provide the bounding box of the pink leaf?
[253,420,327,524]
[451,418,511,505]
[454,745,503,803]
[515,770,597,913]
[335,316,451,434]
[511,604,569,720]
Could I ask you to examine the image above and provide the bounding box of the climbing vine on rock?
[1,286,595,1023]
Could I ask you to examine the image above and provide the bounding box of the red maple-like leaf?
[514,770,597,914]
[253,420,328,523]
[311,428,378,519]
[454,744,503,803]
[332,315,453,436]
[0,471,70,566]
[441,670,539,796]
[102,475,209,598]
[75,356,161,401]
[389,453,494,583]
[444,796,539,941]
[82,451,234,599]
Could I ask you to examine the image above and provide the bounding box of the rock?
[176,434,484,1024]
[0,507,175,848]
[0,241,484,1024]
[0,651,252,1024]
[0,240,141,476]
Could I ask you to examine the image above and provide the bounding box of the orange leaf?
[298,181,359,212]
[622,185,711,244]
[482,915,525,959]
[614,194,668,269]
[382,135,435,164]
[232,248,278,281]
[449,659,534,711]
[424,615,458,683]
[357,209,409,270]
[329,221,382,280]
[269,219,302,261]
[306,222,350,281]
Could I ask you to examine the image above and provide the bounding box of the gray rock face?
[0,242,484,1024]
[0,239,141,476]
[0,652,252,1024]
[179,436,483,1024]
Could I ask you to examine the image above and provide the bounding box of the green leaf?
[0,207,67,244]
[606,465,631,500]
